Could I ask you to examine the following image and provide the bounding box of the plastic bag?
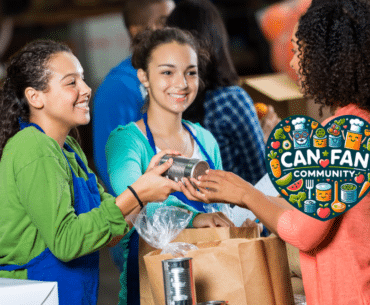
[203,203,235,224]
[130,204,198,256]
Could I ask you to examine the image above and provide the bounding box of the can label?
[162,257,196,305]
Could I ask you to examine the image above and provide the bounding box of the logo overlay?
[265,115,370,221]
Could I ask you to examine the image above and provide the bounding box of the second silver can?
[162,257,197,305]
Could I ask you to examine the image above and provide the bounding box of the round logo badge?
[265,115,370,221]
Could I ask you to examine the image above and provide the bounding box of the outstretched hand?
[185,170,254,207]
[131,149,182,203]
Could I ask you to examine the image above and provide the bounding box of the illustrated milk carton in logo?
[345,119,364,151]
[292,117,310,149]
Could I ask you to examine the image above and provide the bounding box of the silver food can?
[162,257,196,305]
[198,301,227,305]
[159,155,210,182]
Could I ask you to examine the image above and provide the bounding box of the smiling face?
[138,41,199,115]
[316,188,332,202]
[293,130,309,145]
[345,132,362,150]
[35,51,91,134]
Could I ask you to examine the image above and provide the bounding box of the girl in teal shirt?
[106,27,234,304]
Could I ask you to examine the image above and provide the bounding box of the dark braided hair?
[297,0,370,114]
[0,39,71,159]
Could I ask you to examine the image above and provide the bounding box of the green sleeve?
[16,152,128,263]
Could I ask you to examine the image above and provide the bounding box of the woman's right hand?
[188,169,254,207]
[130,149,182,203]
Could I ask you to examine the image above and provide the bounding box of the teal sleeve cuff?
[188,211,202,228]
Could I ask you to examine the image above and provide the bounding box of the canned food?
[316,183,332,202]
[159,155,210,182]
[341,183,357,203]
[162,257,196,305]
[198,301,227,305]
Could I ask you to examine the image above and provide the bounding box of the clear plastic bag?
[130,204,198,256]
[203,203,235,224]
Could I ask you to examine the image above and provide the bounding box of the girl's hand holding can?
[130,149,182,204]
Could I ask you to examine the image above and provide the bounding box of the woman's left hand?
[179,177,207,201]
[192,212,235,228]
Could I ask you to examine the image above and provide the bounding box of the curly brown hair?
[297,0,370,113]
[0,40,71,159]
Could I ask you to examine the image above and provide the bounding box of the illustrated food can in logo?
[340,183,357,203]
[328,134,342,148]
[159,155,210,182]
[304,200,316,213]
[313,134,327,148]
[316,183,332,202]
[162,257,196,305]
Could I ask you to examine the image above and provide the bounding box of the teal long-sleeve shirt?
[106,120,224,220]
[0,127,128,279]
[106,120,224,305]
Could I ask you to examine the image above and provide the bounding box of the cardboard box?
[240,73,307,119]
[0,278,59,304]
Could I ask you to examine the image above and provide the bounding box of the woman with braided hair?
[0,39,184,304]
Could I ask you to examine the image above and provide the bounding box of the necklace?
[153,128,192,156]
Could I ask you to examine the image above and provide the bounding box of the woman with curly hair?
[0,39,184,305]
[186,0,370,304]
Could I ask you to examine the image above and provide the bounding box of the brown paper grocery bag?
[239,235,294,305]
[139,227,258,305]
[144,235,294,305]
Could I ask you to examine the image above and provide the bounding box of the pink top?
[277,104,370,305]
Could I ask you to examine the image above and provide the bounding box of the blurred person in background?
[166,0,280,186]
[92,0,175,272]
[92,0,176,196]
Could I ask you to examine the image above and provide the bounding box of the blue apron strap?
[143,113,157,154]
[143,113,216,170]
[182,123,215,170]
[63,143,91,175]
[18,118,44,133]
